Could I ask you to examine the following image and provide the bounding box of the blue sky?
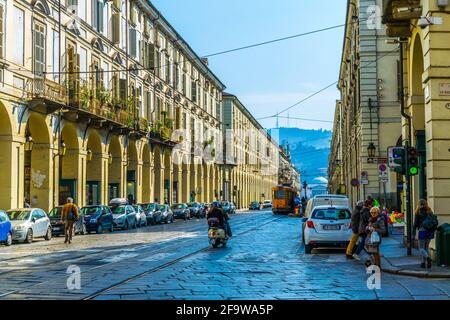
[151,0,347,130]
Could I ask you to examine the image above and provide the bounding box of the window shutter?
[112,13,120,45]
[92,0,98,30]
[119,78,127,99]
[149,43,155,70]
[129,28,137,58]
[98,1,104,33]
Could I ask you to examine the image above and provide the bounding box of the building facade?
[222,93,279,209]
[329,0,402,208]
[382,0,450,228]
[0,0,229,211]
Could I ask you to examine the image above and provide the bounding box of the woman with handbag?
[365,207,386,267]
[413,199,438,269]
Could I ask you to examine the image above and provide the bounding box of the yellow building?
[0,0,227,211]
[383,0,450,227]
[222,94,279,209]
[329,0,402,208]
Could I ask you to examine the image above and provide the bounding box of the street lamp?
[367,142,376,158]
[24,135,34,152]
[86,148,93,162]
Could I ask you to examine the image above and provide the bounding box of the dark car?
[159,204,174,224]
[249,201,261,210]
[187,202,203,218]
[221,201,235,215]
[48,206,86,236]
[82,205,114,234]
[171,203,191,220]
[139,203,162,225]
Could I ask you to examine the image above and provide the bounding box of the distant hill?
[267,127,332,185]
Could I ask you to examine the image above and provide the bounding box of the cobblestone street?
[0,209,449,300]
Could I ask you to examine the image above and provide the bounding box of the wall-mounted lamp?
[86,148,93,162]
[24,135,34,152]
[108,153,113,165]
[60,141,67,157]
[367,142,376,158]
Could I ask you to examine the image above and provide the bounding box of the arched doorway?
[86,130,103,205]
[127,140,138,204]
[108,135,122,202]
[24,113,52,210]
[60,123,79,205]
[153,146,163,204]
[0,103,14,209]
[142,143,151,203]
[172,150,182,204]
[163,149,172,204]
[410,34,427,203]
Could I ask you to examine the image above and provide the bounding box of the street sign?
[360,171,369,185]
[379,163,389,183]
[388,146,406,173]
[367,157,387,164]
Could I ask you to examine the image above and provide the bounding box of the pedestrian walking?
[23,198,31,208]
[346,200,364,259]
[61,197,79,244]
[352,200,373,261]
[364,207,386,267]
[413,199,439,269]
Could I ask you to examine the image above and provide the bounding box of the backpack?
[422,214,438,232]
[67,205,76,221]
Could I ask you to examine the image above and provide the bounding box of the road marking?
[100,253,139,263]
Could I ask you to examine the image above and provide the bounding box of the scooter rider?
[208,202,232,237]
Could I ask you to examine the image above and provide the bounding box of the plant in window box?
[96,84,112,107]
[80,84,91,110]
[127,115,134,128]
[126,96,136,112]
[112,98,122,113]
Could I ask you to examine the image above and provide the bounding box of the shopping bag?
[370,231,380,245]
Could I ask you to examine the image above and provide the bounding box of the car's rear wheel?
[304,244,312,254]
[5,232,12,246]
[25,229,33,244]
[44,227,52,241]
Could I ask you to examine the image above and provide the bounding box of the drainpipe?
[399,40,412,142]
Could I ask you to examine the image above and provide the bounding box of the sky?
[151,0,347,131]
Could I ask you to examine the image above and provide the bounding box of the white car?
[304,195,350,218]
[7,208,52,243]
[302,205,352,254]
[262,200,272,208]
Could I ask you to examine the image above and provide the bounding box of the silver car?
[7,208,52,243]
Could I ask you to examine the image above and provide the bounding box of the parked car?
[0,210,13,246]
[48,206,86,236]
[249,201,261,210]
[82,205,114,234]
[221,201,236,215]
[262,200,273,208]
[159,204,174,224]
[302,205,352,254]
[139,203,162,225]
[7,208,52,243]
[304,195,350,219]
[133,205,148,227]
[110,205,138,230]
[172,203,191,220]
[187,202,202,218]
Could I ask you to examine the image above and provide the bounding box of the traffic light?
[407,147,419,176]
[391,147,406,175]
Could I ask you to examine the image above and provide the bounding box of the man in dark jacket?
[352,200,373,261]
[346,201,364,259]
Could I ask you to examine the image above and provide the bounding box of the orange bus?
[272,185,297,215]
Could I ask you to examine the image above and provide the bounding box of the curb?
[381,257,450,279]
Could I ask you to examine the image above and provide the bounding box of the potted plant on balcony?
[79,84,91,110]
[96,84,112,107]
[126,96,136,112]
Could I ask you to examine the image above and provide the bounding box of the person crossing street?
[61,197,79,244]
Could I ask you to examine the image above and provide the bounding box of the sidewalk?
[379,234,450,278]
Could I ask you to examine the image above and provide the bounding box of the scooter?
[208,218,228,248]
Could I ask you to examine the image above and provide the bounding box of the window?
[120,17,126,50]
[79,47,87,81]
[51,30,60,82]
[312,209,351,220]
[92,0,104,33]
[34,22,46,78]
[12,7,24,65]
[102,62,109,89]
[129,28,137,58]
[191,79,197,102]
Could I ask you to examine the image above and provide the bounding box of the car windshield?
[142,203,156,211]
[264,200,271,203]
[48,207,62,218]
[81,207,100,215]
[110,206,126,214]
[172,204,184,209]
[187,203,197,207]
[312,209,351,220]
[7,210,31,221]
[221,202,229,206]
[251,202,258,205]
